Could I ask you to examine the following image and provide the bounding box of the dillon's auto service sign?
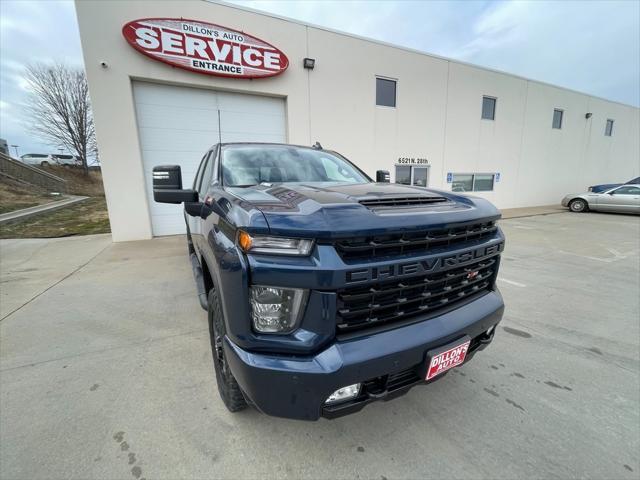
[122,18,289,79]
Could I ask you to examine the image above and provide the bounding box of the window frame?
[375,76,397,108]
[451,173,496,192]
[481,96,497,121]
[394,164,430,187]
[605,119,614,136]
[552,109,564,129]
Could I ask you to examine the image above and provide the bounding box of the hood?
[226,182,500,239]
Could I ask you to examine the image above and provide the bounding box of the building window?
[394,165,429,186]
[412,167,428,187]
[376,77,396,107]
[481,96,496,120]
[552,109,563,129]
[473,174,495,192]
[452,173,495,192]
[395,165,411,185]
[605,119,614,136]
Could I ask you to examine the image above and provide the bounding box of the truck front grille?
[334,221,497,261]
[336,257,498,333]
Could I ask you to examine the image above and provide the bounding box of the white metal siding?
[133,82,286,236]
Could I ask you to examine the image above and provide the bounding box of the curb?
[0,196,89,224]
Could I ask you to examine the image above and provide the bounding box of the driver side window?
[612,186,639,195]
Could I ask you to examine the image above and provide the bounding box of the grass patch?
[41,165,105,196]
[0,197,111,238]
[0,178,57,214]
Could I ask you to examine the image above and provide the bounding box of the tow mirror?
[152,165,197,203]
[376,170,390,183]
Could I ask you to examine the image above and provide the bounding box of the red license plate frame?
[426,337,471,381]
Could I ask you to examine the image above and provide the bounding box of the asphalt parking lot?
[1,212,639,480]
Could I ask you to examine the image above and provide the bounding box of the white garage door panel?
[133,81,286,236]
[217,91,284,112]
[134,82,217,108]
[136,105,219,130]
[220,111,287,136]
[221,132,287,143]
[138,127,216,153]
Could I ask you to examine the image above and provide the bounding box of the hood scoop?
[359,196,449,209]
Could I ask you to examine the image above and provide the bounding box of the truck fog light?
[250,286,308,333]
[325,383,361,404]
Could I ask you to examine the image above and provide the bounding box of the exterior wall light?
[303,58,315,69]
[585,113,592,119]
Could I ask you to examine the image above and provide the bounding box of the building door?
[133,81,286,236]
[394,165,429,187]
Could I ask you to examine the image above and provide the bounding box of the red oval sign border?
[122,17,289,79]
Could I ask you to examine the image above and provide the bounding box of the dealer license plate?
[426,338,471,381]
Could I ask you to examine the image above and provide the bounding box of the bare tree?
[24,63,96,175]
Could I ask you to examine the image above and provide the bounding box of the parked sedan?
[562,185,640,214]
[588,176,640,193]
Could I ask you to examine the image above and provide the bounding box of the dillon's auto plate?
[426,337,471,380]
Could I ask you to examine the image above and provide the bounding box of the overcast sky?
[1,0,638,156]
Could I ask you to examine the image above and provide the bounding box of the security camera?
[100,61,108,68]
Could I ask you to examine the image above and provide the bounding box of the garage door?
[133,81,286,236]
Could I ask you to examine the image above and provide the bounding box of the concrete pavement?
[500,204,566,219]
[0,234,112,320]
[0,213,638,479]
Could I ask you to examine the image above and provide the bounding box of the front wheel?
[569,199,588,212]
[207,288,248,412]
[40,161,49,167]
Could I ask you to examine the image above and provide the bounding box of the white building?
[75,0,640,241]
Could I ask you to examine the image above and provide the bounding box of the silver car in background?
[562,185,640,214]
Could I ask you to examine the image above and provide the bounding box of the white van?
[20,153,55,166]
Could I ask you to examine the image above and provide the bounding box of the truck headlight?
[250,286,308,333]
[238,230,314,256]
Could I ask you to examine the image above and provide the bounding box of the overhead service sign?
[122,18,289,79]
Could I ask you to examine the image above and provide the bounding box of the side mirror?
[152,165,197,203]
[376,170,390,183]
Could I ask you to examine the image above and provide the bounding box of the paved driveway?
[1,213,638,479]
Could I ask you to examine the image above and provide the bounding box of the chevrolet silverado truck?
[152,143,505,420]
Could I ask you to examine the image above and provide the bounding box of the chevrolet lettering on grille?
[345,242,504,285]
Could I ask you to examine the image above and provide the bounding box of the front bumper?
[224,289,504,420]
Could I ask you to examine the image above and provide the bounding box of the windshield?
[222,145,369,187]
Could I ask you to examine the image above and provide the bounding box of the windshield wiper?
[230,184,259,188]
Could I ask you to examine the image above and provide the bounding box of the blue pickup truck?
[152,143,505,420]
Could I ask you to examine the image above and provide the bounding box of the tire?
[40,161,49,167]
[569,198,588,213]
[207,288,248,412]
